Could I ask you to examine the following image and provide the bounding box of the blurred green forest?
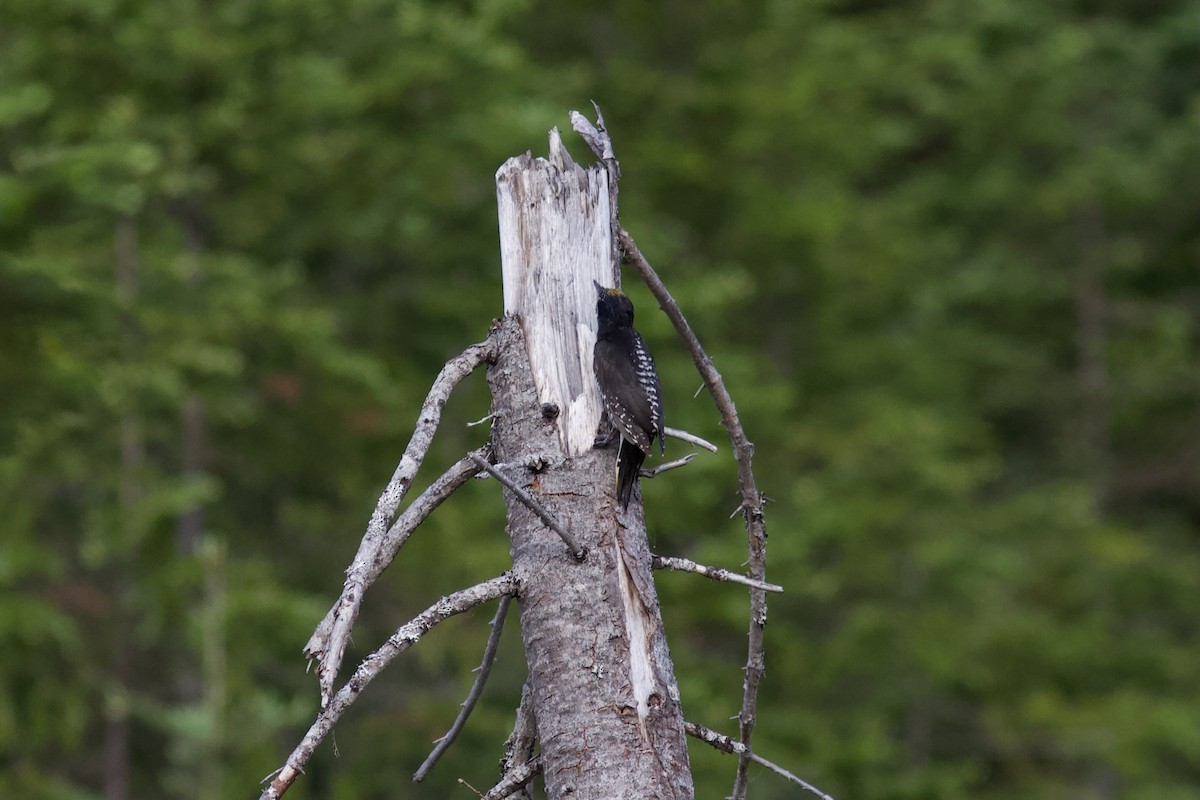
[2,0,1199,798]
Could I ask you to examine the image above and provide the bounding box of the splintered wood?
[495,128,612,456]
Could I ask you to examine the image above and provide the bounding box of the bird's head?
[594,280,635,329]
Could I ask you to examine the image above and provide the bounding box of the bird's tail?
[616,438,646,510]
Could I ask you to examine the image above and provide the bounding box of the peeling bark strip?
[487,317,692,799]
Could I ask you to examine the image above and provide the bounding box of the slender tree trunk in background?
[174,213,226,800]
[489,134,693,799]
[178,391,227,800]
[107,215,141,800]
[198,536,227,800]
[103,640,132,800]
[175,213,208,564]
[177,397,206,556]
[177,397,207,684]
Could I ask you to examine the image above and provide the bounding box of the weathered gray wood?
[496,128,610,456]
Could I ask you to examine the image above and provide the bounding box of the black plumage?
[593,281,664,509]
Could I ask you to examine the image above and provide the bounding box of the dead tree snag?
[258,110,828,800]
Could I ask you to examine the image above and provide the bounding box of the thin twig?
[640,454,696,478]
[684,722,833,800]
[302,338,496,706]
[619,229,770,798]
[468,452,586,560]
[482,755,543,800]
[664,426,718,453]
[260,574,517,800]
[304,448,489,701]
[652,555,783,593]
[414,594,513,782]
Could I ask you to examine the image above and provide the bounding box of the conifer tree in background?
[2,0,1198,797]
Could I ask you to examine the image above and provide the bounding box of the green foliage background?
[2,0,1198,798]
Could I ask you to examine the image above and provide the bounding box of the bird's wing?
[595,336,653,453]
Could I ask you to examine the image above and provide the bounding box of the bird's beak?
[593,280,607,297]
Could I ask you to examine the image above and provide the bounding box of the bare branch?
[301,338,496,706]
[414,594,513,782]
[618,229,770,798]
[482,755,543,800]
[570,108,615,164]
[640,454,696,478]
[652,555,783,593]
[304,448,489,701]
[469,452,586,560]
[260,574,517,800]
[664,426,718,453]
[684,722,833,800]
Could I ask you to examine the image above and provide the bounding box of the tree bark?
[490,131,693,799]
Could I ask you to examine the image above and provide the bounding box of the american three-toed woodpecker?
[593,281,664,509]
